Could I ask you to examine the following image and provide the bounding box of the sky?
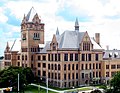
[1,0,120,56]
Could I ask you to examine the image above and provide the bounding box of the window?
[33,33,40,40]
[58,64,60,70]
[48,64,50,69]
[68,73,70,79]
[51,54,53,61]
[18,62,20,66]
[48,54,50,61]
[70,54,73,61]
[64,64,66,70]
[95,54,99,61]
[82,54,85,61]
[82,73,84,79]
[117,64,120,69]
[58,73,60,79]
[55,73,57,79]
[43,71,46,76]
[72,73,74,79]
[96,72,98,77]
[38,56,41,61]
[64,74,66,80]
[43,63,46,68]
[83,42,90,51]
[99,63,101,69]
[51,73,53,79]
[68,64,70,70]
[38,63,40,67]
[93,63,95,69]
[22,55,24,60]
[85,64,88,70]
[111,65,116,69]
[75,54,78,61]
[106,65,109,69]
[38,70,40,75]
[58,53,60,61]
[55,54,57,61]
[81,64,84,70]
[64,54,68,61]
[25,55,27,60]
[48,72,50,78]
[106,72,109,77]
[96,63,98,69]
[51,64,53,70]
[31,55,33,61]
[18,56,20,60]
[76,73,78,79]
[99,72,101,77]
[42,56,46,61]
[76,64,78,70]
[88,54,91,61]
[90,72,92,78]
[72,64,74,70]
[89,64,91,69]
[55,64,57,70]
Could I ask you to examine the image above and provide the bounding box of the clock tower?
[21,7,44,69]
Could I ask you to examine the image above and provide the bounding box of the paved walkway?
[30,83,104,93]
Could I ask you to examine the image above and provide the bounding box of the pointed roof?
[26,7,37,22]
[51,34,57,43]
[75,18,79,26]
[56,27,59,35]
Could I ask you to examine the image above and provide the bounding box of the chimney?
[95,33,100,45]
[106,45,109,50]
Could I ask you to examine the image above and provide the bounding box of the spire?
[56,27,59,35]
[26,7,37,22]
[75,18,79,31]
[5,42,10,52]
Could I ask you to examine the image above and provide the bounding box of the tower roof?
[56,27,59,35]
[26,7,37,22]
[75,18,79,26]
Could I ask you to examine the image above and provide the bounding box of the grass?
[24,85,57,93]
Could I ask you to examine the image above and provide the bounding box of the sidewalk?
[31,83,64,93]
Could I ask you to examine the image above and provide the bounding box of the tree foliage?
[90,89,102,93]
[110,71,120,93]
[0,66,34,90]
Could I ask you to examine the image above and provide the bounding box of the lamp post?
[46,78,48,93]
[18,73,19,92]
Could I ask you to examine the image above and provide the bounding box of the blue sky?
[1,0,120,56]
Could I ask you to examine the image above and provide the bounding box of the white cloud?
[1,0,120,56]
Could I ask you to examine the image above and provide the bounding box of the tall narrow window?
[88,54,91,61]
[48,54,50,61]
[76,64,78,70]
[58,53,60,61]
[82,54,85,61]
[70,54,73,61]
[68,64,70,70]
[64,53,68,61]
[64,64,66,70]
[95,54,99,61]
[81,64,84,70]
[75,54,78,61]
[55,54,57,61]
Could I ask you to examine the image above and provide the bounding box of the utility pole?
[18,74,19,92]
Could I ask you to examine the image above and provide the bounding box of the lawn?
[24,85,57,93]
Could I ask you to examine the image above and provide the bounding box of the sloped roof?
[57,31,85,49]
[90,38,102,49]
[8,38,21,52]
[26,7,37,22]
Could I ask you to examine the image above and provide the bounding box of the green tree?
[0,66,34,91]
[110,71,120,93]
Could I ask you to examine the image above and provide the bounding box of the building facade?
[3,7,120,88]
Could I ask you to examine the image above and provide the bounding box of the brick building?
[3,7,120,88]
